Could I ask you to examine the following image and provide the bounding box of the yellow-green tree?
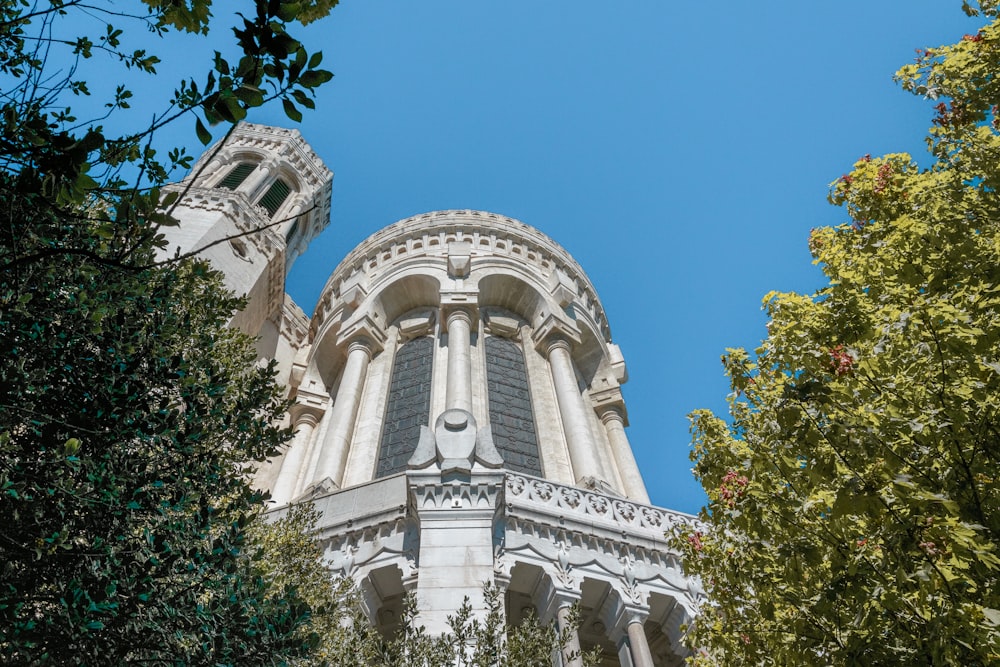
[678,2,1000,664]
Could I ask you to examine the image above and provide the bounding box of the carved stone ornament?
[407,409,504,474]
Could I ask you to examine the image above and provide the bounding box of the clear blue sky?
[134,2,987,513]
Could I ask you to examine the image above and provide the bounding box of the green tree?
[254,504,600,667]
[677,3,1000,664]
[0,1,338,663]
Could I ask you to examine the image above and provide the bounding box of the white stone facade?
[171,125,702,666]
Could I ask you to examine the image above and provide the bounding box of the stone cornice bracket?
[531,312,581,356]
[606,342,628,383]
[548,268,578,308]
[447,240,472,278]
[338,272,368,309]
[591,387,629,427]
[336,314,387,356]
[397,308,436,340]
[481,308,523,338]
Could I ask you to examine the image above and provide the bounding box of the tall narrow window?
[218,162,255,190]
[485,336,542,476]
[376,336,434,478]
[259,178,291,217]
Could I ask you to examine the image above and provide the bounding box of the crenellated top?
[309,210,612,344]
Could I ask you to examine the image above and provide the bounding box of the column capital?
[532,312,581,356]
[346,337,375,359]
[445,307,474,329]
[336,313,386,354]
[599,589,650,643]
[440,299,479,333]
[291,410,321,429]
[591,386,629,427]
[534,573,581,625]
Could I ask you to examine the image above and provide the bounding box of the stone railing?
[504,473,702,537]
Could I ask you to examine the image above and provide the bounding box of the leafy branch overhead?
[0,0,340,663]
[676,2,1000,665]
[0,0,335,218]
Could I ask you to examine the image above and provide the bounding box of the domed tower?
[257,209,700,666]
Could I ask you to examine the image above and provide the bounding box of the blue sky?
[107,1,986,513]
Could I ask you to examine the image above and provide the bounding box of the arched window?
[259,178,291,217]
[376,336,434,478]
[218,162,255,190]
[485,336,542,476]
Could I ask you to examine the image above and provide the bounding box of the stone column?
[270,411,320,504]
[199,154,227,185]
[545,338,602,484]
[556,604,584,667]
[242,158,278,200]
[625,615,655,667]
[599,407,650,504]
[538,580,583,667]
[310,338,373,488]
[445,309,473,413]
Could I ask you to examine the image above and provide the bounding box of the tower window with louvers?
[218,162,255,190]
[259,179,291,217]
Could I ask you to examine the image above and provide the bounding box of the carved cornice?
[206,122,333,190]
[408,470,505,515]
[280,295,310,348]
[163,185,282,255]
[311,210,612,343]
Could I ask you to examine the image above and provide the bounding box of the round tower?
[259,210,699,665]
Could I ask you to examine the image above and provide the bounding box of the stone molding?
[191,122,333,191]
[310,210,612,344]
[163,185,282,255]
[279,295,310,348]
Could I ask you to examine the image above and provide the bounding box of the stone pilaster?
[408,470,504,635]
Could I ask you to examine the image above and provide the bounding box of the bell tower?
[160,123,332,365]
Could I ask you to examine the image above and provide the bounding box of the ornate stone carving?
[407,409,504,475]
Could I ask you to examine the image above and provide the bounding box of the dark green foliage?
[0,0,340,663]
[0,171,315,664]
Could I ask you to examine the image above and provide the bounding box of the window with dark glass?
[258,178,291,217]
[485,336,542,476]
[376,336,434,478]
[218,162,255,190]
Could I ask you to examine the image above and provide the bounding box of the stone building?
[162,123,702,666]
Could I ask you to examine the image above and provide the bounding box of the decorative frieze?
[505,473,699,537]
